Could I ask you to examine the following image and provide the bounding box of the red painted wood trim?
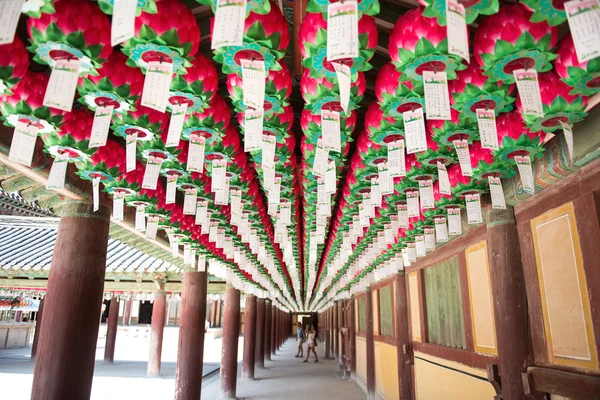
[457,251,475,352]
[412,342,498,370]
[514,158,600,223]
[527,366,600,399]
[374,335,397,346]
[405,224,487,273]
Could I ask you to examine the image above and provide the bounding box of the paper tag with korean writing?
[112,192,124,221]
[448,207,462,235]
[515,155,535,194]
[514,69,544,118]
[211,0,246,49]
[142,156,163,190]
[244,109,263,152]
[211,159,227,192]
[388,139,406,177]
[261,134,276,169]
[9,120,39,167]
[262,164,275,191]
[46,153,69,190]
[141,61,172,113]
[407,243,417,262]
[424,227,436,252]
[466,193,483,224]
[446,0,469,63]
[378,162,393,195]
[43,59,80,112]
[453,139,472,177]
[370,177,382,207]
[560,121,574,162]
[126,133,137,172]
[215,177,230,205]
[488,176,506,209]
[423,71,451,120]
[398,203,409,228]
[437,162,451,195]
[0,0,24,45]
[419,180,435,209]
[93,177,100,212]
[145,215,159,240]
[165,103,187,147]
[332,62,351,114]
[434,216,449,242]
[415,235,426,257]
[312,139,329,178]
[325,160,336,195]
[166,174,177,204]
[195,201,205,225]
[321,109,341,153]
[111,0,137,46]
[187,133,205,172]
[135,205,146,231]
[565,0,600,63]
[476,109,498,150]
[407,190,420,218]
[327,1,359,61]
[90,106,114,148]
[403,108,427,154]
[241,59,266,110]
[183,188,197,215]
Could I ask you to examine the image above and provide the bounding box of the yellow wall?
[531,202,598,370]
[374,341,400,400]
[465,241,497,356]
[356,336,367,381]
[373,290,380,335]
[408,272,422,342]
[414,352,496,400]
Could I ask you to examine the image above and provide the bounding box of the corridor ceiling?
[0,0,596,311]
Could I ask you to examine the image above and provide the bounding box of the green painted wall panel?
[423,256,465,349]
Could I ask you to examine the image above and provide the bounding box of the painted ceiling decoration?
[0,0,598,312]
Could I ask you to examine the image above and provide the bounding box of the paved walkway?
[0,328,365,399]
[201,339,366,400]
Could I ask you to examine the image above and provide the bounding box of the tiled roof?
[0,216,182,276]
[0,189,53,217]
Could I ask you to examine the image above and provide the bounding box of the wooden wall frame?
[404,224,499,371]
[518,194,600,375]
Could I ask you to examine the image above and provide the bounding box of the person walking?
[303,325,318,363]
[295,323,305,358]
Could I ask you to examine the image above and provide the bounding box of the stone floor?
[0,326,365,399]
[201,339,366,400]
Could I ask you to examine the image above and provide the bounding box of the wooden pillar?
[275,308,280,349]
[148,289,166,376]
[349,297,357,378]
[338,301,345,366]
[264,300,272,361]
[104,296,119,363]
[325,307,331,359]
[333,301,339,360]
[31,201,110,400]
[255,298,266,368]
[165,299,171,326]
[175,271,208,400]
[394,274,413,399]
[30,297,44,359]
[123,297,132,326]
[366,287,376,399]
[242,295,257,379]
[216,299,223,327]
[487,207,528,400]
[271,304,277,356]
[220,284,241,399]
